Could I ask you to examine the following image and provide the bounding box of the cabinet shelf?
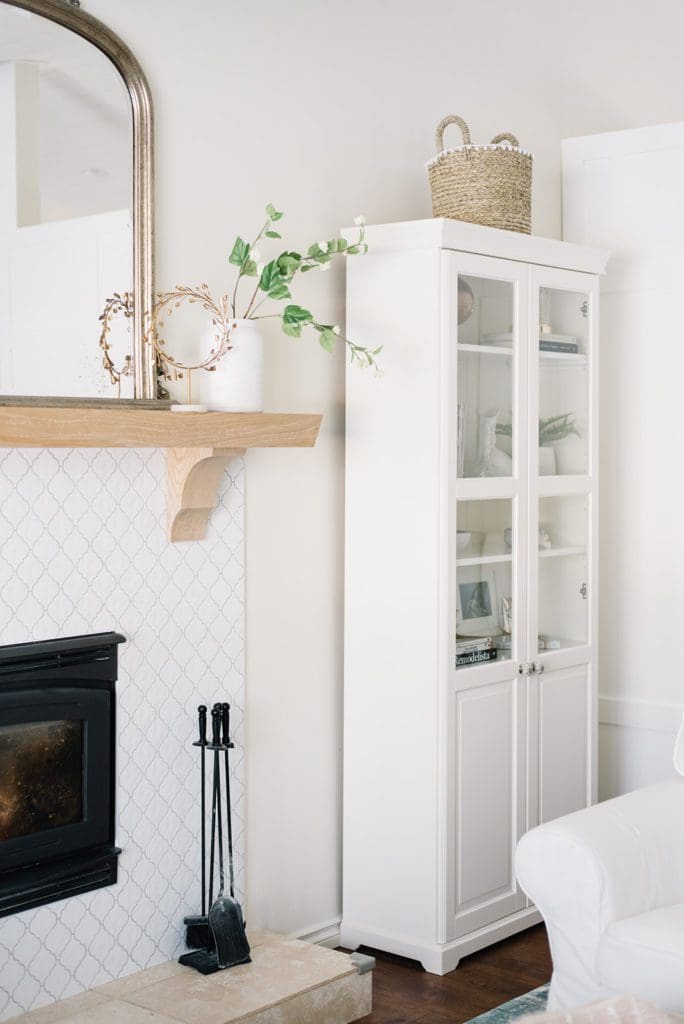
[539,544,586,559]
[0,406,322,542]
[457,551,512,566]
[457,544,586,567]
[457,343,587,367]
[458,343,512,357]
[540,351,587,366]
[538,637,589,654]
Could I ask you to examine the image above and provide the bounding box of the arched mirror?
[0,0,155,402]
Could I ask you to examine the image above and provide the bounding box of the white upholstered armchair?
[516,780,684,1013]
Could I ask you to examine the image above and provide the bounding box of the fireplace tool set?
[179,702,251,975]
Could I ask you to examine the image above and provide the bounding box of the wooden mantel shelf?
[0,406,322,542]
[0,406,321,449]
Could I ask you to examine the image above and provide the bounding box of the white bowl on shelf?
[456,531,472,551]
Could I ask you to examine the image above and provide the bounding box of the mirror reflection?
[0,4,134,399]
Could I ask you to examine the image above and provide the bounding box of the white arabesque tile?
[0,448,245,1020]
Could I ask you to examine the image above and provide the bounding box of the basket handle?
[435,115,471,153]
[490,131,520,148]
[435,118,520,152]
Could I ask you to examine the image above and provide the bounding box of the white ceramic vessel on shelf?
[200,318,264,412]
[539,446,556,475]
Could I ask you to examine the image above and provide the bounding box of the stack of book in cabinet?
[456,637,497,667]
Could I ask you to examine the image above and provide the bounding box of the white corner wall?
[24,0,684,952]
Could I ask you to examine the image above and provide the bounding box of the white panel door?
[529,664,591,827]
[447,677,526,939]
[563,124,684,800]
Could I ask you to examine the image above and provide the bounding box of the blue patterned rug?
[464,985,550,1024]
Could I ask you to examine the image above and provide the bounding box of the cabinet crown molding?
[342,219,610,276]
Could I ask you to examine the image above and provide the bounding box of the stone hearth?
[9,932,373,1024]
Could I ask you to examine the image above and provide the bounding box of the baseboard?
[599,695,683,733]
[290,917,342,949]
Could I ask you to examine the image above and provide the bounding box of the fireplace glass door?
[0,719,84,842]
[0,686,112,875]
[0,632,122,917]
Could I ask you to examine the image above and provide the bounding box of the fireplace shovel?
[208,703,250,969]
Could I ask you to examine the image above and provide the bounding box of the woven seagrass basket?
[427,115,532,234]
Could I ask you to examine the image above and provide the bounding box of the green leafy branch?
[228,206,380,370]
[495,413,580,446]
[538,413,580,446]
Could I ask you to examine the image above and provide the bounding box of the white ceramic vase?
[200,318,264,412]
[539,445,557,476]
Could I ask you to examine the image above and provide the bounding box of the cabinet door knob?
[534,662,545,674]
[519,662,534,676]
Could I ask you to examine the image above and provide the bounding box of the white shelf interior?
[457,551,512,567]
[457,544,586,567]
[540,351,587,366]
[538,637,588,653]
[457,343,586,366]
[539,544,586,559]
[458,343,512,357]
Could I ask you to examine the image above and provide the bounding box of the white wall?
[82,0,684,940]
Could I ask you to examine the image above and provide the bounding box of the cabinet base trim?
[340,907,541,975]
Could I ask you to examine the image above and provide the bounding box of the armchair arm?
[516,780,684,1009]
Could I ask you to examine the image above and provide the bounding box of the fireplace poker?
[194,705,208,916]
[183,705,212,951]
[221,703,236,898]
[207,704,222,908]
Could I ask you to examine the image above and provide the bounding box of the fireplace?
[0,632,124,917]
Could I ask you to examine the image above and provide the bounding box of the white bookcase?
[342,219,609,974]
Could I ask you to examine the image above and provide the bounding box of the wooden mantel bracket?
[0,406,322,543]
[167,446,245,542]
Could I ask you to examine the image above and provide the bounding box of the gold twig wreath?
[98,292,134,394]
[145,285,234,383]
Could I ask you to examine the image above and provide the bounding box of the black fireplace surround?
[0,632,124,917]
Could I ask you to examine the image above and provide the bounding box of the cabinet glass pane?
[457,275,515,479]
[538,288,589,476]
[537,496,589,653]
[456,499,514,669]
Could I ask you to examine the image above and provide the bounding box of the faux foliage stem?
[232,216,270,317]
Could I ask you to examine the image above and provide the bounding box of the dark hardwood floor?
[353,924,552,1024]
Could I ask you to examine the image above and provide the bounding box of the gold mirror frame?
[2,0,155,399]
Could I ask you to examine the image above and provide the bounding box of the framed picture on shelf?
[456,567,500,637]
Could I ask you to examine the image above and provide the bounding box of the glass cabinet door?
[535,280,593,478]
[535,494,590,654]
[455,498,517,670]
[449,253,529,678]
[528,268,597,661]
[456,274,516,480]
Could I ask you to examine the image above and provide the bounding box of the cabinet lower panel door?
[448,679,526,939]
[535,664,591,825]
